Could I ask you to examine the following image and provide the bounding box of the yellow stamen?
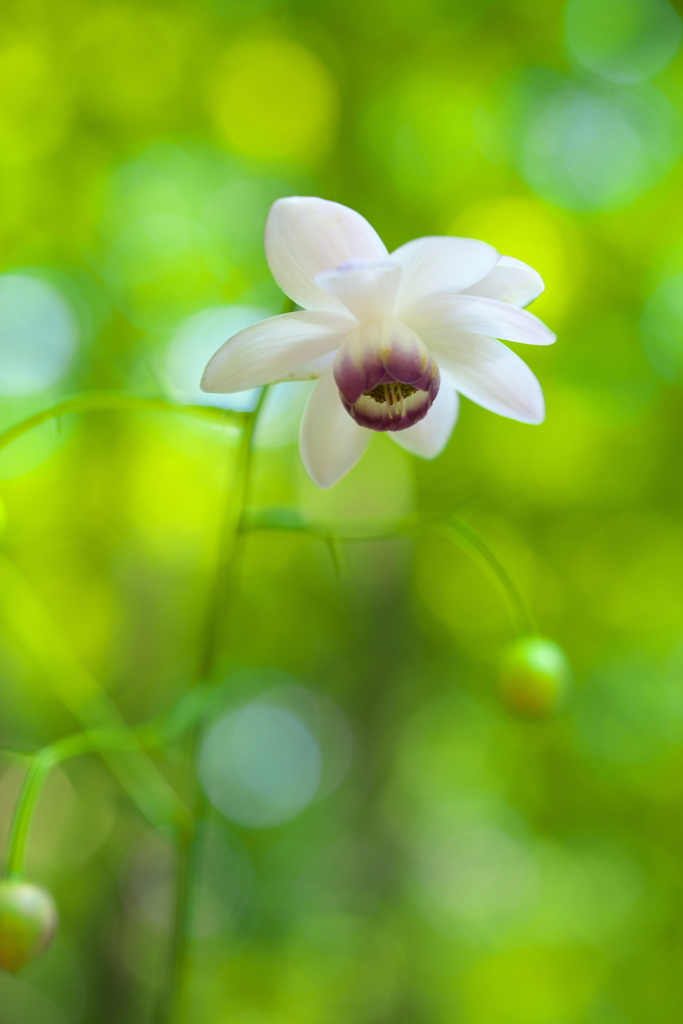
[363,383,418,405]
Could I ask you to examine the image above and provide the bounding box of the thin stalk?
[0,553,183,827]
[4,697,216,881]
[6,754,53,879]
[0,394,243,455]
[244,509,536,636]
[158,386,269,1024]
[6,731,149,878]
[0,400,242,830]
[439,518,537,636]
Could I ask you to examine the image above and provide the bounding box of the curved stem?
[158,386,269,1024]
[2,665,216,881]
[439,518,536,636]
[3,496,531,885]
[0,553,183,828]
[6,753,53,879]
[6,731,151,879]
[245,509,536,637]
[0,394,243,455]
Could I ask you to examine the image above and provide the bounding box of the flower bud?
[0,880,58,973]
[497,636,572,720]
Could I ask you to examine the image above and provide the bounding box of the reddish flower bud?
[497,636,572,720]
[0,880,58,973]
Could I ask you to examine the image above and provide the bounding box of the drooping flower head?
[201,197,555,487]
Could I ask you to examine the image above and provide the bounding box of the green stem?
[0,394,244,455]
[6,753,52,878]
[0,398,243,831]
[4,699,216,880]
[0,553,183,828]
[440,518,537,636]
[6,730,154,879]
[4,684,218,880]
[244,509,536,637]
[158,386,269,1024]
[2,500,529,882]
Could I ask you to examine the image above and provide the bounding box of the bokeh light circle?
[200,701,322,828]
[0,40,71,164]
[450,196,580,321]
[163,304,271,410]
[518,80,681,210]
[104,214,226,330]
[206,39,338,166]
[564,0,682,83]
[74,6,184,124]
[0,274,78,395]
[414,821,540,934]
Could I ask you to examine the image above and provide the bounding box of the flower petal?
[334,319,434,404]
[429,331,545,423]
[201,311,355,393]
[265,197,388,312]
[389,383,459,458]
[299,366,372,488]
[461,255,545,307]
[405,293,556,346]
[392,236,499,311]
[315,260,402,321]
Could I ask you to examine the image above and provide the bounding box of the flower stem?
[157,387,269,1024]
[0,394,243,456]
[440,518,537,636]
[6,753,53,879]
[0,554,183,828]
[5,727,178,879]
[243,509,536,637]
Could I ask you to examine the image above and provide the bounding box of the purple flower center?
[333,319,439,432]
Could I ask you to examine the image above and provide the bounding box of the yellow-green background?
[1,0,683,1020]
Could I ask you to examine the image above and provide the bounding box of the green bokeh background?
[1,0,683,1020]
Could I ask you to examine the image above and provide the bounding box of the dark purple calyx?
[333,319,440,432]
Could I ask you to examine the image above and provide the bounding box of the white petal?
[201,311,355,393]
[462,255,545,307]
[265,197,388,312]
[429,331,545,423]
[389,384,459,458]
[299,366,372,488]
[392,236,499,311]
[405,293,556,346]
[315,260,402,321]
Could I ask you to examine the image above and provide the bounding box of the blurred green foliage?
[0,0,682,1021]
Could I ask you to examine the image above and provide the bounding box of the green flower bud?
[497,635,572,720]
[0,880,58,974]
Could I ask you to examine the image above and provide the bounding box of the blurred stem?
[4,699,216,880]
[245,509,537,637]
[0,554,184,828]
[0,394,244,456]
[0,396,242,834]
[438,518,537,636]
[159,385,269,1024]
[6,752,52,879]
[6,730,143,878]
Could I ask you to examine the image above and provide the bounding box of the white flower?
[201,196,555,488]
